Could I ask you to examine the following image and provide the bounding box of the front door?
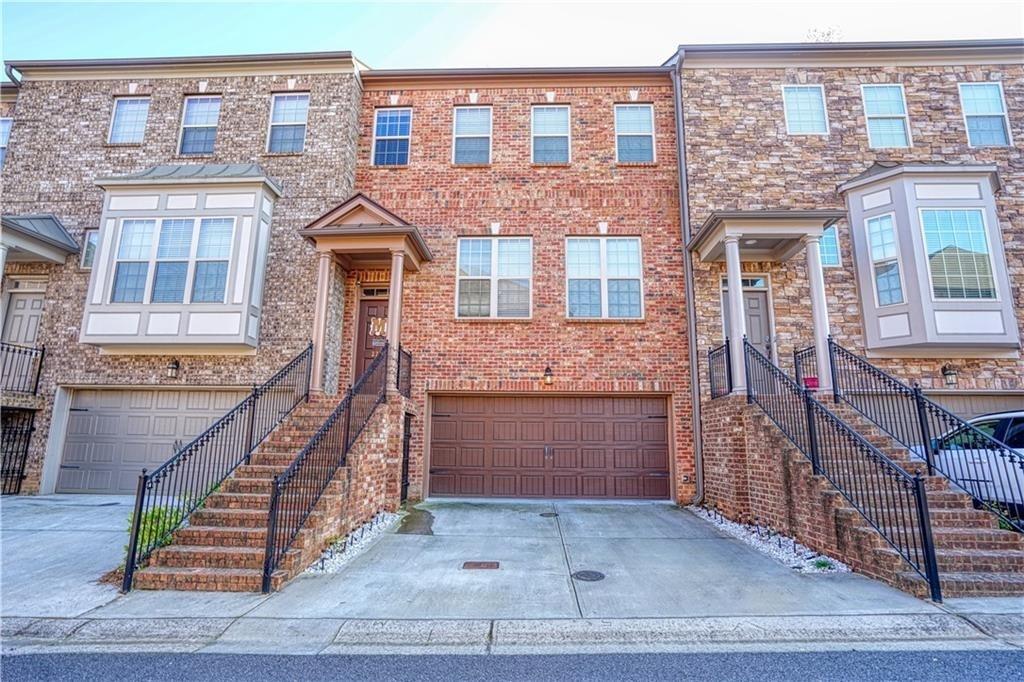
[2,292,44,346]
[723,289,773,359]
[356,297,389,378]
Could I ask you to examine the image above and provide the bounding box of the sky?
[1,0,1022,73]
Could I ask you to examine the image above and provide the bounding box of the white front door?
[2,292,44,346]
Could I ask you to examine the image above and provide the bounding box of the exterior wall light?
[166,359,181,379]
[941,364,958,387]
[542,366,554,386]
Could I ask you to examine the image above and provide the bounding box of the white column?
[309,251,333,394]
[723,235,746,392]
[803,234,832,391]
[386,250,405,350]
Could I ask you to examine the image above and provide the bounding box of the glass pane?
[157,219,194,259]
[942,420,1000,449]
[268,124,307,153]
[151,261,188,303]
[454,107,491,136]
[533,106,569,135]
[1004,419,1024,449]
[615,105,653,134]
[617,135,654,162]
[566,239,600,278]
[874,262,904,306]
[863,86,906,116]
[117,219,155,259]
[109,98,150,143]
[454,137,490,164]
[0,118,11,146]
[820,226,840,266]
[111,262,149,303]
[459,239,492,277]
[373,138,409,165]
[966,115,1009,146]
[497,239,531,278]
[457,279,490,317]
[961,84,1005,115]
[82,231,99,268]
[180,126,216,155]
[867,118,909,148]
[533,136,569,163]
[608,279,642,317]
[867,215,897,262]
[183,97,221,126]
[374,109,411,137]
[497,279,529,317]
[922,209,995,299]
[271,94,309,124]
[197,218,233,259]
[191,261,228,303]
[606,239,641,277]
[783,86,828,134]
[568,279,601,318]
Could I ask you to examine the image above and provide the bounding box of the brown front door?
[428,395,670,499]
[356,298,389,377]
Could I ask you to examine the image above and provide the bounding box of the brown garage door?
[428,395,670,499]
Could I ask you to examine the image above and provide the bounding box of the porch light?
[166,359,180,379]
[542,366,554,386]
[941,364,958,388]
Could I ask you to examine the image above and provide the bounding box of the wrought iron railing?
[708,339,731,399]
[793,345,818,389]
[1,342,45,395]
[744,339,942,601]
[828,339,1023,532]
[1,409,35,495]
[397,345,412,398]
[261,343,389,592]
[121,343,313,591]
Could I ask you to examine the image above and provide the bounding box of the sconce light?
[166,359,181,379]
[542,366,554,386]
[941,364,957,388]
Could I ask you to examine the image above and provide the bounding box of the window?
[566,237,643,319]
[267,93,309,153]
[532,105,570,163]
[179,96,221,155]
[861,85,911,148]
[108,97,150,144]
[456,238,532,318]
[111,219,156,303]
[373,108,411,166]
[192,218,233,303]
[921,209,996,300]
[820,226,841,266]
[782,85,829,135]
[866,214,904,306]
[1004,419,1024,449]
[939,419,1000,449]
[0,118,11,167]
[614,104,655,163]
[453,107,491,165]
[959,83,1011,147]
[80,229,99,269]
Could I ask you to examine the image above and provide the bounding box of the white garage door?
[57,388,246,494]
[929,392,1024,420]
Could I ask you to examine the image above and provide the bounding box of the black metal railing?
[121,343,313,591]
[708,339,732,399]
[793,345,818,389]
[1,409,35,495]
[829,339,1023,532]
[745,339,942,601]
[397,345,412,398]
[1,342,45,395]
[261,343,389,592]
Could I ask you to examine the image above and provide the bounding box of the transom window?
[865,214,904,306]
[614,104,655,163]
[267,93,309,153]
[532,105,570,163]
[566,237,643,319]
[0,118,11,167]
[921,209,996,300]
[80,229,99,269]
[782,85,828,135]
[861,85,911,148]
[373,108,411,166]
[959,83,1011,147]
[453,107,492,165]
[179,96,221,155]
[820,225,841,267]
[108,97,150,144]
[456,237,532,318]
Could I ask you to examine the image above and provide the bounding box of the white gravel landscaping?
[305,511,402,574]
[687,505,850,574]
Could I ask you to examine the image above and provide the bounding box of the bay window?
[866,214,904,306]
[921,209,996,300]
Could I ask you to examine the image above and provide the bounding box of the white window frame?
[864,212,906,308]
[371,107,412,166]
[265,92,310,154]
[107,97,150,144]
[957,82,1013,148]
[451,106,492,165]
[820,225,842,267]
[0,117,11,167]
[614,104,656,164]
[454,237,533,319]
[564,236,645,320]
[917,207,1000,303]
[860,84,913,149]
[781,84,830,136]
[80,229,100,269]
[531,105,571,164]
[178,95,222,156]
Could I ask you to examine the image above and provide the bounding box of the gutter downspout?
[4,64,23,86]
[670,51,705,505]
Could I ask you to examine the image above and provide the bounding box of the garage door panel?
[643,448,669,469]
[642,421,668,442]
[492,475,516,496]
[581,422,605,441]
[460,420,485,440]
[519,475,545,496]
[519,447,545,468]
[581,449,606,469]
[520,421,545,441]
[613,422,637,442]
[552,421,577,441]
[553,476,578,497]
[125,415,151,436]
[581,477,607,497]
[615,477,640,497]
[552,448,578,468]
[128,391,156,410]
[493,421,517,441]
[95,415,120,436]
[459,447,485,468]
[493,448,516,468]
[432,420,457,441]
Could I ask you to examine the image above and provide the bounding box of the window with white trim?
[866,214,904,306]
[0,118,11,167]
[267,93,309,153]
[861,85,911,148]
[456,237,532,318]
[372,108,411,166]
[453,106,491,165]
[959,83,1011,147]
[179,96,221,155]
[80,229,99,269]
[566,237,643,319]
[820,226,841,267]
[921,209,996,300]
[532,105,570,163]
[614,104,654,163]
[111,219,156,303]
[108,97,150,144]
[782,85,828,135]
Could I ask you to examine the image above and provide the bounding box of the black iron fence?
[397,345,412,398]
[121,343,313,591]
[744,339,942,601]
[708,340,732,399]
[793,345,818,389]
[1,342,44,395]
[1,409,35,495]
[828,339,1023,532]
[261,342,389,592]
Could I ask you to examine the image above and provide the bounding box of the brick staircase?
[132,396,345,592]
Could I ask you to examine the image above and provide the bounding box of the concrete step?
[133,566,285,592]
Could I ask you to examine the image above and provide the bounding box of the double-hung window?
[959,83,1011,147]
[453,107,492,165]
[861,85,911,148]
[108,97,150,144]
[614,104,655,163]
[532,105,570,163]
[865,214,904,306]
[0,118,11,167]
[151,219,193,303]
[179,96,221,155]
[267,93,309,153]
[111,220,156,303]
[373,108,411,166]
[921,209,996,300]
[456,237,532,318]
[820,226,841,267]
[566,237,643,319]
[782,85,829,135]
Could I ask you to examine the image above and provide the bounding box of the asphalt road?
[3,650,1023,681]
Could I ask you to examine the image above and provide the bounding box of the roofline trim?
[688,209,846,252]
[94,173,284,197]
[836,164,1002,194]
[6,50,355,71]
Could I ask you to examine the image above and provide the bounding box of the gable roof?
[303,192,412,230]
[1,214,80,253]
